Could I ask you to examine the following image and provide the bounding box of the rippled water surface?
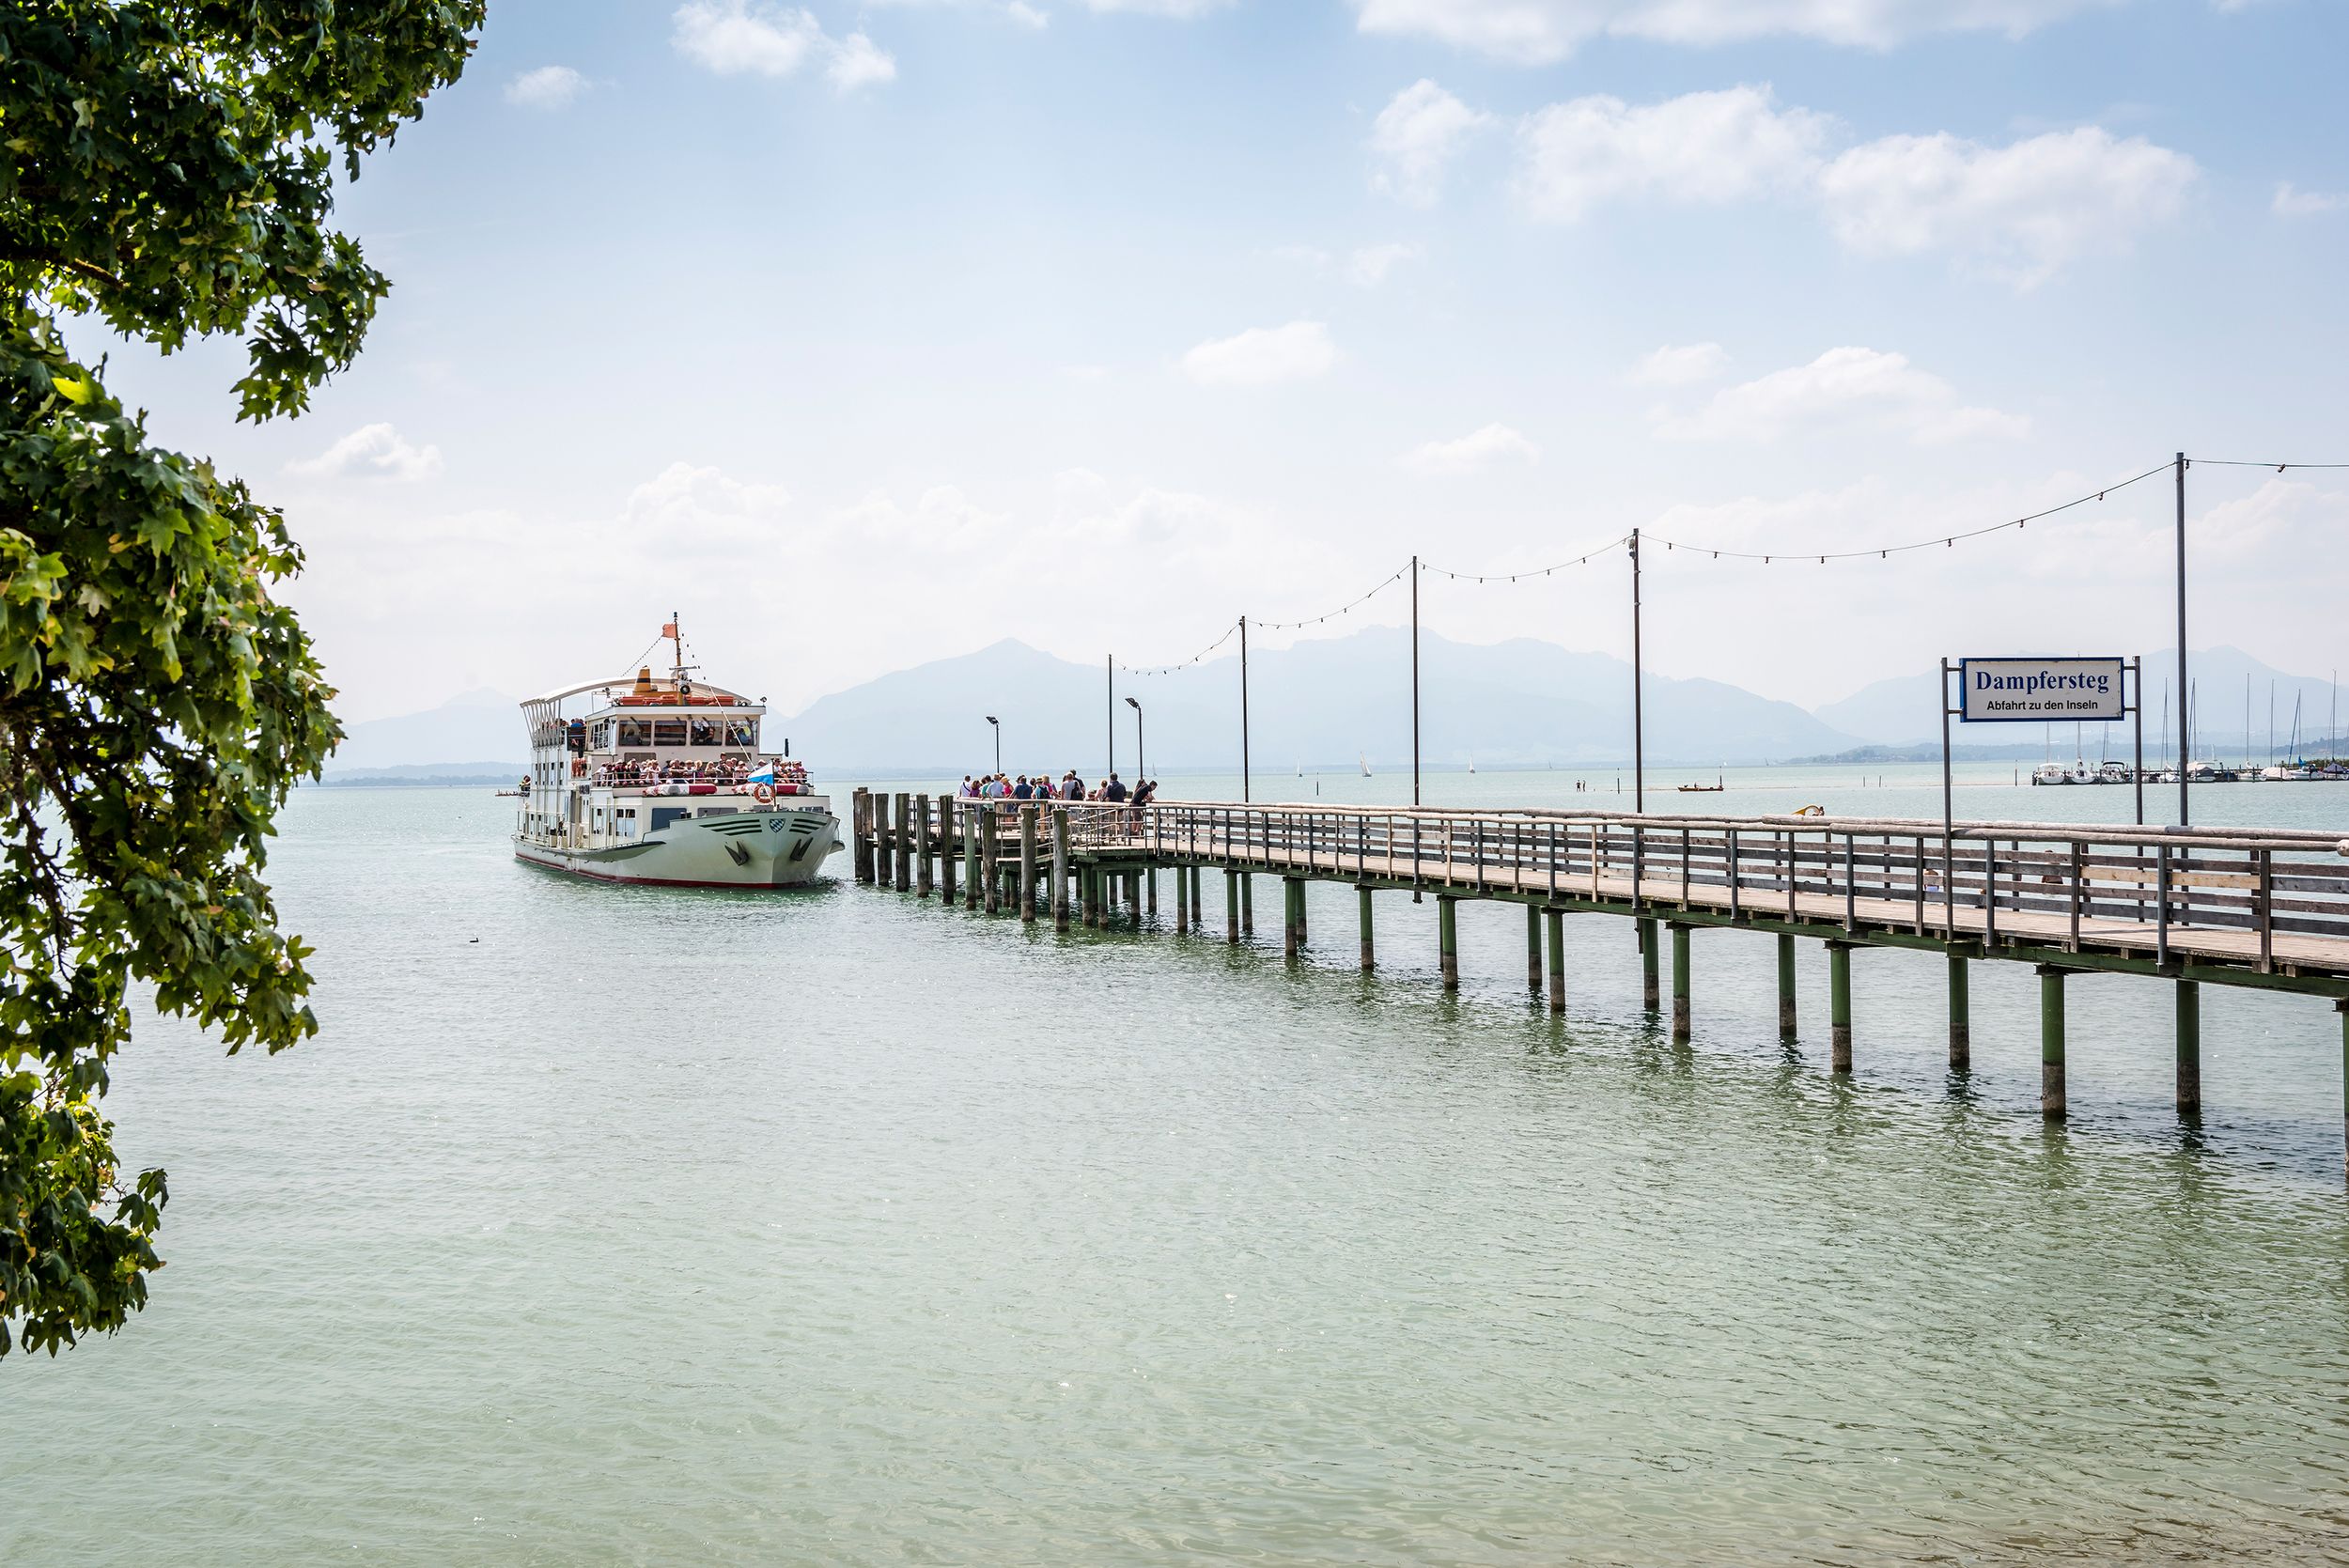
[8,776,2349,1565]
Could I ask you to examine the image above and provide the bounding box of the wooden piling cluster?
[851,792,2349,1178]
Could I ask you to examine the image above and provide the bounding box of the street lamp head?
[1125,696,1140,710]
[985,715,999,726]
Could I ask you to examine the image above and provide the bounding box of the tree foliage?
[1,2,481,1357]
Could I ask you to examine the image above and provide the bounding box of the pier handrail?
[1029,797,2349,976]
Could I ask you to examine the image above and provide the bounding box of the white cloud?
[1180,321,1337,386]
[826,31,897,92]
[1629,342,1731,387]
[625,462,792,539]
[673,0,827,76]
[2274,181,2349,217]
[1005,0,1050,23]
[1653,347,2029,444]
[1508,85,2196,286]
[1349,0,2125,62]
[1402,423,1540,475]
[505,66,587,110]
[287,424,444,482]
[1370,80,1494,206]
[1348,241,1425,286]
[1816,126,2197,286]
[1515,86,1833,222]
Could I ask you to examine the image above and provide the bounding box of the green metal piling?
[1638,919,1659,1012]
[1671,924,1691,1042]
[2040,965,2067,1120]
[1776,933,1797,1038]
[1527,904,1543,993]
[1439,896,1459,991]
[1225,868,1240,944]
[1828,941,1852,1073]
[1283,877,1301,958]
[1948,950,1970,1070]
[2176,980,2201,1113]
[1240,873,1253,936]
[1545,908,1565,1015]
[1359,886,1375,972]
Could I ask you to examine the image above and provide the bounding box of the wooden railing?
[1053,800,2349,970]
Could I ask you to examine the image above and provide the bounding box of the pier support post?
[1776,933,1797,1038]
[1051,810,1070,932]
[894,793,912,892]
[915,796,933,898]
[1240,873,1253,936]
[1191,866,1205,931]
[1527,905,1543,993]
[964,812,982,910]
[852,789,873,883]
[1294,878,1307,943]
[2176,980,2201,1113]
[1439,896,1459,991]
[1146,867,1158,921]
[870,791,890,889]
[1225,869,1240,944]
[1018,806,1037,924]
[1828,941,1853,1073]
[1283,877,1302,959]
[1545,908,1564,1015]
[1948,951,1970,1070]
[1671,924,1692,1042]
[980,812,999,914]
[1638,919,1659,1012]
[940,802,957,906]
[2337,1000,2347,1185]
[1359,886,1375,972]
[2039,965,2067,1120]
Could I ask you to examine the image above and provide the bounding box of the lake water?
[8,771,2349,1564]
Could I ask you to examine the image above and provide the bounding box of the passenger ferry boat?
[512,623,838,888]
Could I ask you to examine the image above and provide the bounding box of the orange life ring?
[753,784,775,804]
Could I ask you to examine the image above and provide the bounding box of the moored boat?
[511,620,839,888]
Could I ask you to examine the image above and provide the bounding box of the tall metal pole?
[1410,555,1421,808]
[1106,655,1114,779]
[2175,453,2189,826]
[1940,660,1955,939]
[1630,529,1644,815]
[1238,615,1252,803]
[2132,657,2144,826]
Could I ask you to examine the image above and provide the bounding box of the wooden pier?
[849,790,2349,1175]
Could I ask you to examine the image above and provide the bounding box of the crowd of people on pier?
[960,770,1156,810]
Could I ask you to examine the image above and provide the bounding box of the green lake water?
[7,770,2349,1564]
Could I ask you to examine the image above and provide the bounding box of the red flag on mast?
[661,621,678,639]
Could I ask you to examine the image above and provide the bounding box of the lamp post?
[985,714,1001,775]
[1125,695,1143,783]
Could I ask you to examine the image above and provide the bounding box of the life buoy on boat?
[753,784,775,804]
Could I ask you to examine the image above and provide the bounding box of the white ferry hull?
[514,805,839,889]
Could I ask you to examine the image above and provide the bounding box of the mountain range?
[325,636,2346,778]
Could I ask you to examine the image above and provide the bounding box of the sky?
[86,0,2349,724]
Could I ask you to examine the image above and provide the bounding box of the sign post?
[1942,655,2142,939]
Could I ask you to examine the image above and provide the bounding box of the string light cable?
[1252,563,1411,632]
[1637,459,2177,565]
[1423,530,1636,582]
[1119,620,1241,677]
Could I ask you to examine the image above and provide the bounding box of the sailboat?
[1466,757,1476,774]
[1359,754,1372,778]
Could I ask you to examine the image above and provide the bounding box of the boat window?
[652,719,688,747]
[592,720,614,750]
[616,719,650,747]
[723,721,754,746]
[690,718,719,747]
